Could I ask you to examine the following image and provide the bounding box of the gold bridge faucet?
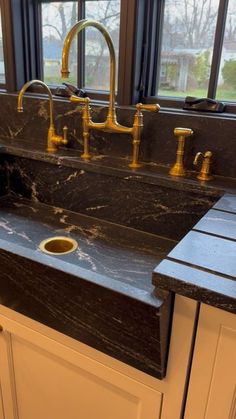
[17,80,68,152]
[61,19,160,168]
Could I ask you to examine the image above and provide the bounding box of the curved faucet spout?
[17,79,54,129]
[61,19,116,119]
[17,79,68,152]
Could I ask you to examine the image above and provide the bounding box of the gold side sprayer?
[193,151,213,181]
[17,80,68,152]
[169,127,193,177]
[61,19,160,168]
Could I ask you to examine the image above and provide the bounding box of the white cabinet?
[0,315,162,419]
[185,303,236,419]
[0,296,198,419]
[2,297,234,419]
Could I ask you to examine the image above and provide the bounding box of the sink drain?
[39,236,78,255]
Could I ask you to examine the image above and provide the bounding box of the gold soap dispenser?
[193,151,213,181]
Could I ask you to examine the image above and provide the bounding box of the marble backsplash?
[0,92,235,177]
[0,157,7,196]
[3,155,218,241]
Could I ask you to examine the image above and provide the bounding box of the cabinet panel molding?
[229,385,236,419]
[185,304,236,419]
[0,331,18,419]
[205,325,236,418]
[0,384,5,419]
[0,315,163,419]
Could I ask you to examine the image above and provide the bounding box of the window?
[84,1,120,91]
[1,0,236,112]
[0,0,137,104]
[41,2,79,86]
[40,0,131,101]
[149,0,236,111]
[216,0,236,101]
[41,1,120,92]
[157,0,219,99]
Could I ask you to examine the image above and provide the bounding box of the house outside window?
[156,0,236,105]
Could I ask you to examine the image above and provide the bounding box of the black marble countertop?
[153,193,236,314]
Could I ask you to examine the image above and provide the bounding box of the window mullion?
[1,0,32,91]
[77,0,84,89]
[0,0,16,90]
[131,0,148,103]
[151,0,165,96]
[207,0,229,98]
[117,0,137,105]
[138,0,165,100]
[3,0,43,91]
[25,0,43,81]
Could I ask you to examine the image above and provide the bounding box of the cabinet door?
[185,304,236,419]
[0,318,162,419]
[205,325,236,419]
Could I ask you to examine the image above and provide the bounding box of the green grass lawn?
[44,71,236,103]
[158,88,236,102]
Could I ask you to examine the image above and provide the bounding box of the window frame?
[1,0,236,114]
[0,0,17,91]
[25,0,140,105]
[144,0,236,115]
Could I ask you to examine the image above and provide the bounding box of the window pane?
[42,2,78,85]
[157,0,219,98]
[85,1,120,91]
[0,8,5,84]
[41,1,120,91]
[216,0,236,101]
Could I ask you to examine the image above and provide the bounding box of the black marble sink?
[0,195,174,292]
[0,150,222,379]
[0,193,175,379]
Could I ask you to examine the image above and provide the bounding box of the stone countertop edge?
[0,236,163,309]
[0,240,171,379]
[153,194,236,314]
[0,138,236,196]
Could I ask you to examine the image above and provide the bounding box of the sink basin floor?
[0,194,176,293]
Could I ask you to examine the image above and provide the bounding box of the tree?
[222,59,236,89]
[163,0,218,49]
[42,1,77,78]
[42,1,120,89]
[224,2,236,43]
[42,2,77,42]
[192,49,211,88]
[83,1,120,88]
[160,0,218,94]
